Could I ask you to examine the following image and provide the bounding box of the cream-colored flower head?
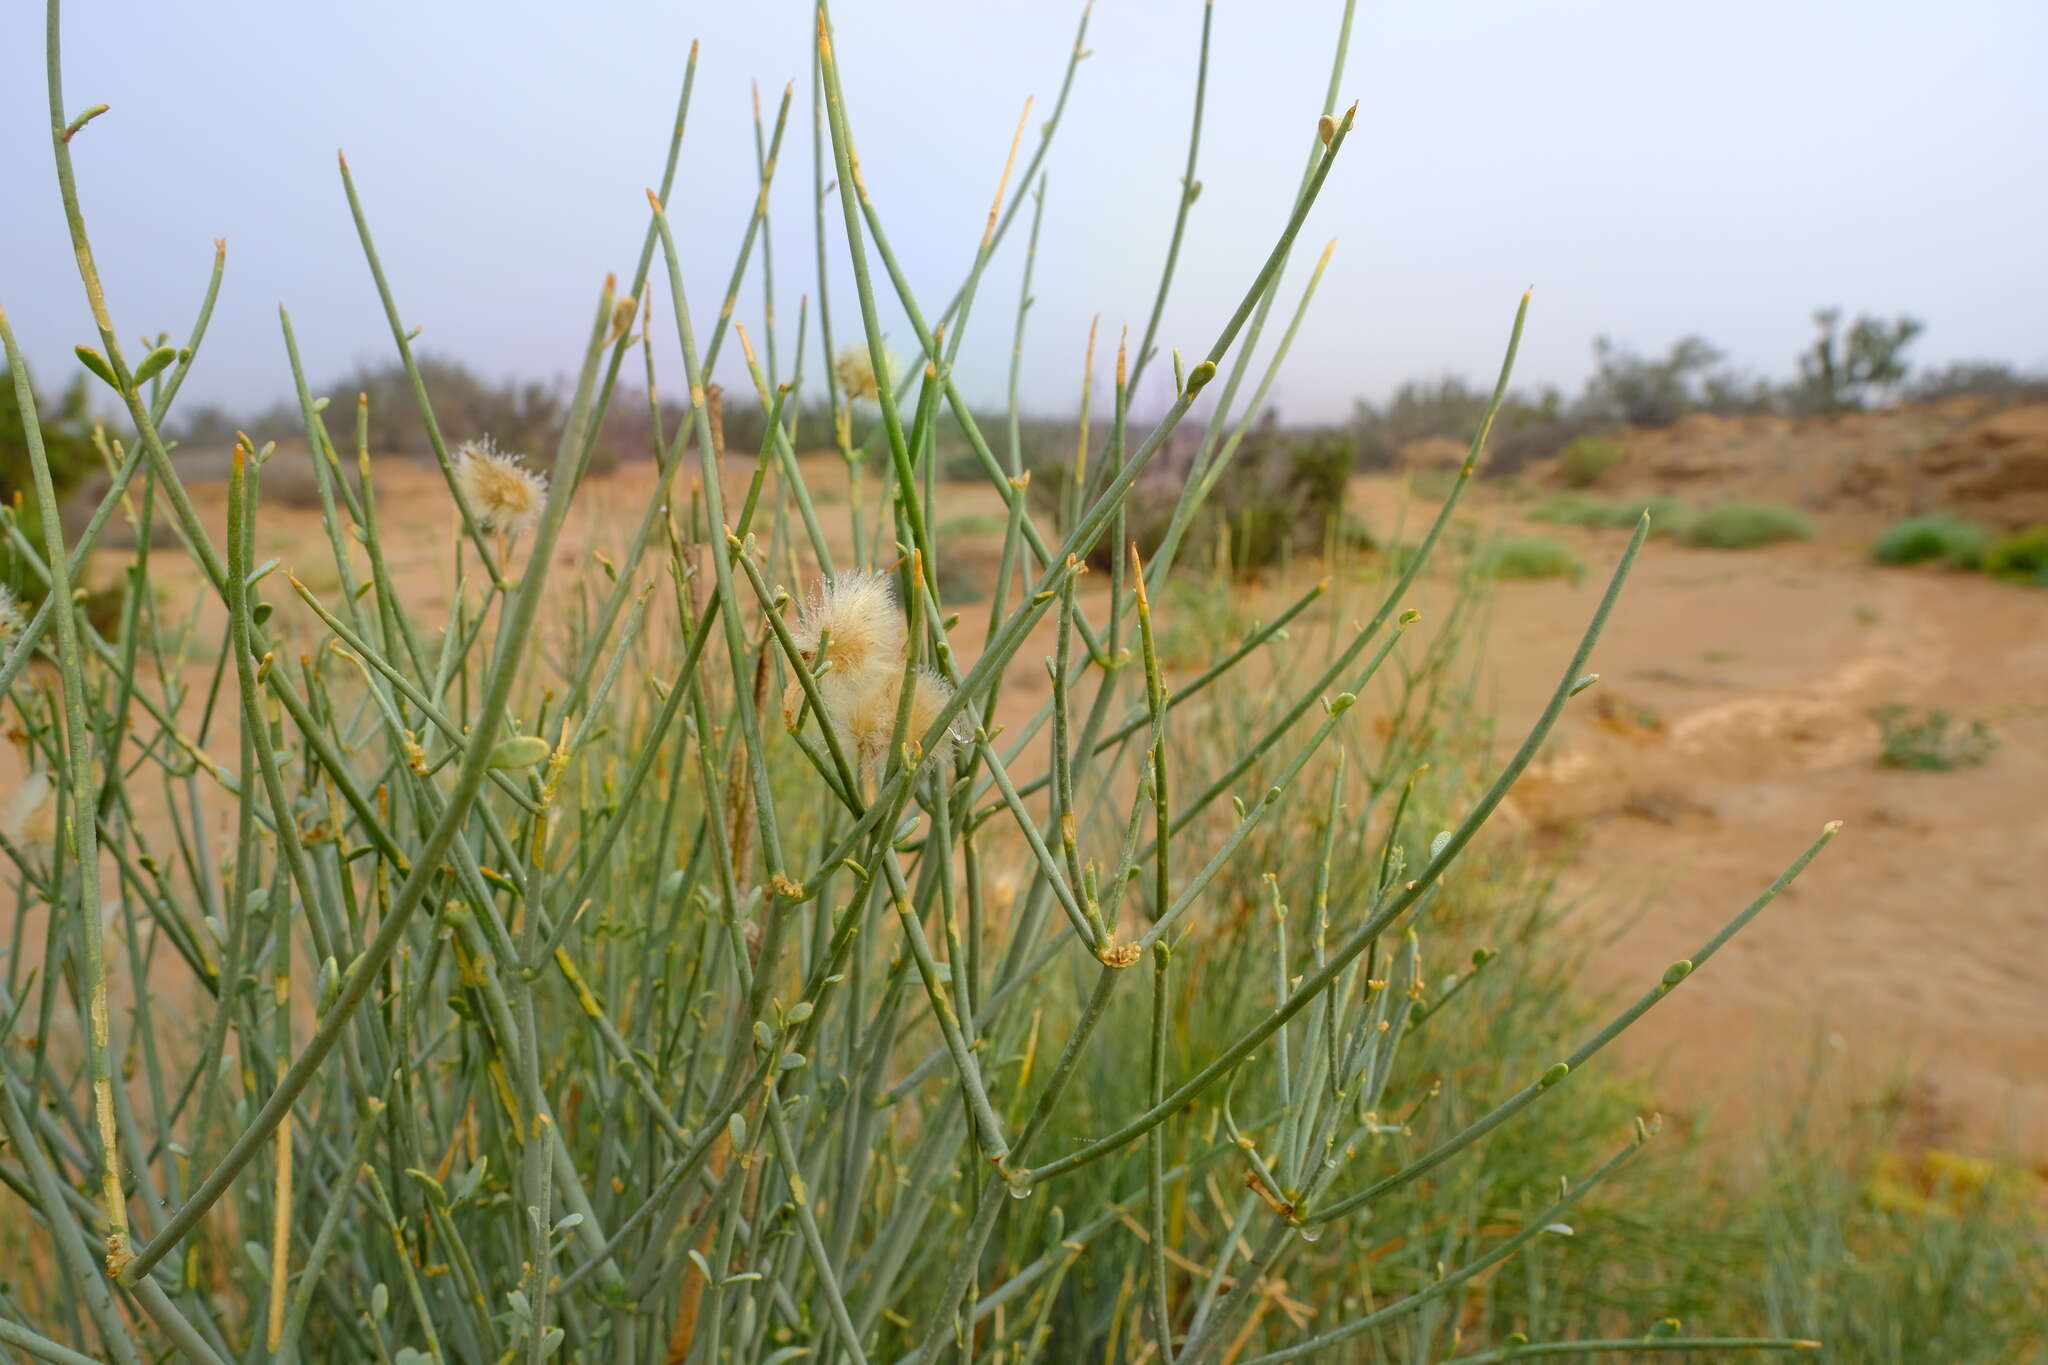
[5,769,58,859]
[782,571,906,745]
[905,667,969,772]
[0,585,23,658]
[789,571,907,679]
[835,667,967,781]
[454,437,547,538]
[833,344,892,403]
[780,573,963,782]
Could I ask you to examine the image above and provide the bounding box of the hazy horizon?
[4,0,2045,429]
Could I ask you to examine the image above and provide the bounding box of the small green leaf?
[132,345,177,386]
[403,1168,448,1204]
[75,346,119,390]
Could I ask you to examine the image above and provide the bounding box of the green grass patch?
[1870,513,1988,568]
[1982,524,2048,584]
[1529,491,1694,537]
[934,512,1008,540]
[1680,500,1814,549]
[1558,433,1626,487]
[1872,704,1998,770]
[1482,534,1582,581]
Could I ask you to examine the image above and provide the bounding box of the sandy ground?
[8,409,2045,1160]
[1432,507,2048,1153]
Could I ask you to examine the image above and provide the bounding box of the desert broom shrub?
[0,2,1844,1362]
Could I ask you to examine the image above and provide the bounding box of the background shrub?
[1529,492,1694,538]
[1872,705,1997,770]
[1482,534,1582,581]
[1558,433,1626,487]
[1,366,99,601]
[1045,419,1353,576]
[1680,500,1814,549]
[1582,334,1724,427]
[1795,308,1923,412]
[1871,513,1988,569]
[1981,524,2048,584]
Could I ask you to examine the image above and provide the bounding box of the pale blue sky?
[3,1,2043,426]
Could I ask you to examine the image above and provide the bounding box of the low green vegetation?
[1529,491,1695,538]
[0,365,99,601]
[1559,433,1626,486]
[1038,424,1354,577]
[1869,517,2048,586]
[1982,524,2048,584]
[1680,500,1815,550]
[1483,534,1583,581]
[1872,704,1998,770]
[1870,513,1988,568]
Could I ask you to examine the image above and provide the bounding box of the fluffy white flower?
[833,344,892,403]
[5,769,58,859]
[0,585,24,658]
[453,437,547,538]
[780,574,964,783]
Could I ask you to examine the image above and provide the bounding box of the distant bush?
[1212,427,1352,571]
[1558,434,1625,487]
[1529,492,1693,537]
[1485,415,1597,477]
[1064,422,1352,576]
[1582,334,1724,427]
[1681,501,1814,550]
[1981,524,2048,584]
[1526,492,1613,527]
[1,366,99,601]
[1352,376,1492,468]
[1872,705,1996,771]
[1794,309,1922,413]
[1870,514,1988,569]
[1352,378,1562,471]
[1905,361,2048,406]
[1481,535,1581,582]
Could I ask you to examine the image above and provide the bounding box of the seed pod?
[487,735,552,771]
